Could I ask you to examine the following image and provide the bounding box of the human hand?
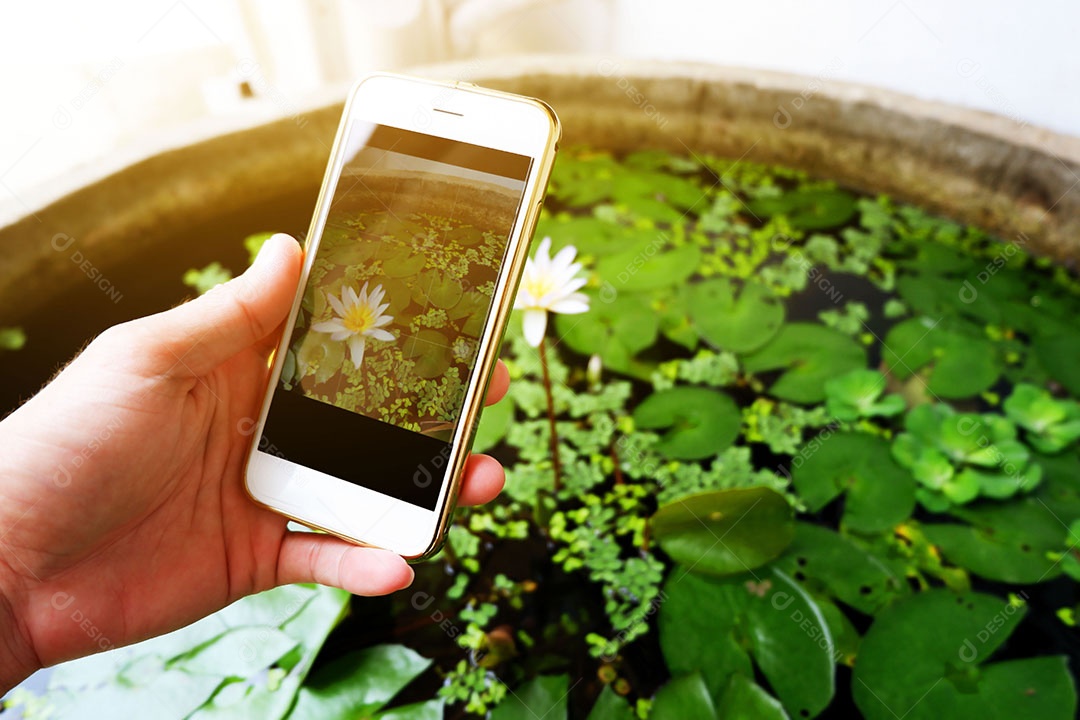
[0,234,509,690]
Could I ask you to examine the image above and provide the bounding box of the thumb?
[137,233,302,377]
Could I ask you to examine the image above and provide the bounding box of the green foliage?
[0,326,25,351]
[793,432,916,533]
[183,261,233,295]
[289,645,434,719]
[883,317,1003,399]
[19,584,350,719]
[742,324,867,403]
[659,568,835,717]
[688,278,784,352]
[122,146,1080,718]
[651,488,794,576]
[824,369,905,421]
[741,397,833,456]
[891,403,1041,510]
[747,188,857,230]
[650,674,717,719]
[1003,383,1080,454]
[924,498,1067,583]
[773,523,910,614]
[631,387,741,459]
[853,591,1077,720]
[490,675,567,720]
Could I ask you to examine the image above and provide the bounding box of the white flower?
[312,282,395,368]
[514,237,589,346]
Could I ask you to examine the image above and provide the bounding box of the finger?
[457,453,505,506]
[134,234,302,377]
[484,360,509,407]
[276,533,414,595]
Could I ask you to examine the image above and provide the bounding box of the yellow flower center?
[523,275,555,301]
[342,303,377,333]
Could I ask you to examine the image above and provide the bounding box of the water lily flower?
[312,282,395,368]
[514,237,589,346]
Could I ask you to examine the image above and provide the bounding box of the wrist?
[0,563,40,694]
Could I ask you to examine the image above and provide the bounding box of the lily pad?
[715,674,788,720]
[773,523,909,614]
[792,432,915,533]
[883,317,1002,399]
[659,567,835,717]
[402,329,452,379]
[742,324,867,404]
[853,590,1076,720]
[651,487,795,576]
[922,498,1067,583]
[585,685,635,720]
[632,387,741,459]
[595,241,702,292]
[1033,329,1080,396]
[555,291,659,375]
[689,279,785,353]
[747,188,857,230]
[290,645,432,720]
[411,270,465,309]
[650,674,716,720]
[491,675,567,720]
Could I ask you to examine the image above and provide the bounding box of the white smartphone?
[244,73,560,559]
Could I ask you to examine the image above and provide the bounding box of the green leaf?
[290,645,432,720]
[792,432,915,533]
[689,279,784,353]
[374,699,444,719]
[823,369,903,421]
[1033,330,1080,396]
[473,397,515,453]
[1004,383,1080,454]
[659,568,835,717]
[883,317,1002,399]
[402,329,451,379]
[491,674,568,720]
[43,669,223,720]
[747,188,857,230]
[773,523,909,615]
[742,324,867,404]
[183,262,233,295]
[853,590,1076,720]
[585,685,635,720]
[650,674,717,720]
[651,488,795,576]
[244,232,276,264]
[296,331,346,385]
[555,291,658,376]
[632,387,741,459]
[0,326,26,351]
[923,497,1067,583]
[714,674,789,720]
[167,626,298,678]
[595,242,701,292]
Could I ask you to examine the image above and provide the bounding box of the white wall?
[610,0,1076,135]
[0,0,1075,221]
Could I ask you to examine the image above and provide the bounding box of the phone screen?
[260,121,531,510]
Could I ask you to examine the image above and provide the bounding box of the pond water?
[5,146,1079,719]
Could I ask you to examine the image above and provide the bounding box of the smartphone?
[244,73,560,559]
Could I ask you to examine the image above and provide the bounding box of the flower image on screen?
[261,121,531,510]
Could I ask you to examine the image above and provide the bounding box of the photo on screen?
[277,123,528,442]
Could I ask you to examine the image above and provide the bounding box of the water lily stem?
[610,444,624,485]
[539,337,563,492]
